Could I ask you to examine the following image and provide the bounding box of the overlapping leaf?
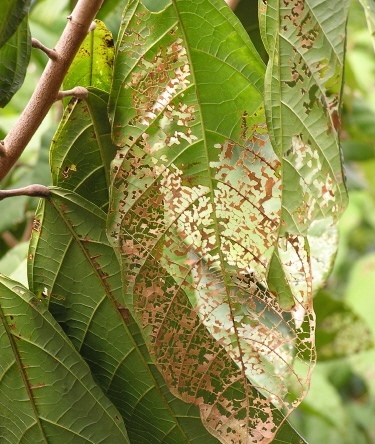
[63,20,114,94]
[0,16,31,107]
[0,274,129,443]
[260,0,349,315]
[32,79,222,441]
[0,0,31,48]
[107,0,315,441]
[50,88,118,211]
[28,188,220,443]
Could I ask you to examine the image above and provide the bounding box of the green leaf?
[304,290,373,361]
[358,0,375,52]
[233,0,267,62]
[50,88,117,210]
[0,274,129,443]
[0,241,28,277]
[28,188,220,443]
[259,0,349,327]
[0,0,31,48]
[260,0,349,232]
[63,20,114,93]
[108,0,314,441]
[97,0,130,39]
[346,252,375,337]
[0,16,31,107]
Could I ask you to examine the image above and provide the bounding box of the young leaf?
[0,16,31,107]
[50,88,118,210]
[28,188,220,443]
[0,274,129,443]
[108,0,315,441]
[63,20,114,93]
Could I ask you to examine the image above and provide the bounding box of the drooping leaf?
[108,0,315,441]
[0,0,31,48]
[50,88,117,210]
[28,188,220,443]
[259,0,349,322]
[0,274,129,443]
[63,20,114,94]
[0,16,31,107]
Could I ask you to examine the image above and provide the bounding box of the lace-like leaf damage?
[105,0,344,442]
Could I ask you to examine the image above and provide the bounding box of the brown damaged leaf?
[108,0,315,442]
[259,0,349,333]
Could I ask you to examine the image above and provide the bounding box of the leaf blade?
[108,0,315,441]
[0,274,129,444]
[0,0,31,48]
[0,16,31,107]
[28,188,220,443]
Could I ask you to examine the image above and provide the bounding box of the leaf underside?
[0,275,129,444]
[260,0,349,304]
[24,0,349,443]
[106,0,323,442]
[0,0,31,49]
[28,188,220,443]
[0,16,31,108]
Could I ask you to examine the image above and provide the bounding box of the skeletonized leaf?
[259,0,349,322]
[0,0,31,48]
[0,274,129,443]
[28,188,220,443]
[108,0,314,442]
[63,20,114,93]
[0,16,31,107]
[50,88,118,210]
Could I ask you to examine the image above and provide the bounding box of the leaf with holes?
[0,274,129,443]
[260,0,349,317]
[107,0,316,442]
[28,187,221,443]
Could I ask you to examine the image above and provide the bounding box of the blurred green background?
[0,0,374,442]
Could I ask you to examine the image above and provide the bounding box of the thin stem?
[0,185,50,200]
[31,38,58,60]
[56,86,88,101]
[0,0,104,182]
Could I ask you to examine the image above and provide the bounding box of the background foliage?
[0,0,375,442]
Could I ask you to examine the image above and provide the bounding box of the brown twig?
[56,86,89,101]
[31,38,58,60]
[0,185,50,200]
[0,0,104,183]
